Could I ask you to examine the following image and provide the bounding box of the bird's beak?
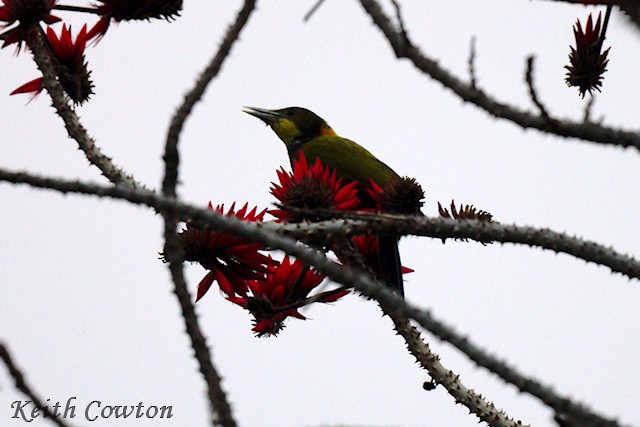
[242,106,281,125]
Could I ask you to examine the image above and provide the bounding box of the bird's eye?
[286,110,294,117]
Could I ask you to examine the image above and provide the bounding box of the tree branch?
[0,342,76,427]
[358,0,640,151]
[26,27,145,189]
[159,1,257,425]
[0,167,627,426]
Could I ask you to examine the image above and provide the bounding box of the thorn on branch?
[525,55,551,122]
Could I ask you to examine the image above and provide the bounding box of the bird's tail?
[378,234,404,298]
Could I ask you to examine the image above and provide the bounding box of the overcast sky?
[2,1,640,426]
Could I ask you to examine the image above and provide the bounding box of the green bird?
[243,106,405,297]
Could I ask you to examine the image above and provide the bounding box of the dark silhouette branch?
[27,27,145,189]
[0,342,76,427]
[525,56,551,121]
[160,1,258,425]
[358,0,640,152]
[0,167,628,426]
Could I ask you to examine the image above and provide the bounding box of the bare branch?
[162,0,257,198]
[358,0,640,152]
[583,94,597,123]
[26,27,145,189]
[0,167,627,426]
[160,2,257,425]
[539,0,640,32]
[525,56,551,121]
[163,228,237,427]
[2,169,640,283]
[386,314,526,427]
[303,0,327,22]
[0,342,76,427]
[53,5,99,14]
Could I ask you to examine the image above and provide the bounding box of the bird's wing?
[301,136,399,186]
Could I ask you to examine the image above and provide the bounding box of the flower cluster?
[227,256,349,337]
[1,0,182,101]
[176,202,275,301]
[367,176,424,215]
[11,24,93,103]
[175,201,349,337]
[438,199,494,245]
[178,154,424,337]
[565,12,610,97]
[0,0,59,49]
[270,152,360,222]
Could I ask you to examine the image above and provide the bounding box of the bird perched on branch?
[243,106,416,297]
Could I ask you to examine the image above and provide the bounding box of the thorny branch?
[0,343,75,427]
[1,167,627,426]
[525,56,551,121]
[27,27,144,189]
[160,1,258,426]
[358,0,640,152]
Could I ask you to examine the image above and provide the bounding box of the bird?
[243,106,405,297]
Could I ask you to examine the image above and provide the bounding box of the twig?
[0,168,627,426]
[583,95,596,123]
[0,342,76,427]
[597,4,614,54]
[525,55,551,121]
[303,0,327,22]
[26,27,144,189]
[160,1,257,425]
[53,5,100,14]
[162,0,258,199]
[468,36,477,89]
[358,0,640,152]
[2,169,640,284]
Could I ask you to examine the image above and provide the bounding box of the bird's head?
[242,106,336,147]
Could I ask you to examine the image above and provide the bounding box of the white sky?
[1,1,639,426]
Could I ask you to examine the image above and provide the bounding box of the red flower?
[565,12,610,97]
[341,235,413,276]
[366,176,424,214]
[176,202,275,302]
[87,0,183,40]
[11,24,93,103]
[270,151,360,222]
[0,0,60,49]
[227,256,349,337]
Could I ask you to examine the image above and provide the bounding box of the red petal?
[320,289,350,303]
[401,266,414,274]
[195,271,216,302]
[10,78,43,96]
[86,17,110,43]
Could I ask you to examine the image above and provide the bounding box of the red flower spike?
[87,0,182,40]
[11,24,94,104]
[270,151,360,222]
[229,256,347,338]
[176,202,275,302]
[0,0,60,49]
[565,12,610,97]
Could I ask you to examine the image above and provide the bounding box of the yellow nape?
[320,123,337,136]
